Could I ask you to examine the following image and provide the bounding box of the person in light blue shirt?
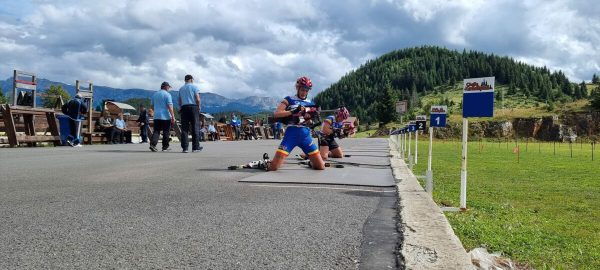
[207,122,217,141]
[150,82,175,152]
[178,74,202,153]
[113,113,132,143]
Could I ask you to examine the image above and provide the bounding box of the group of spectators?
[215,113,284,141]
[95,110,135,144]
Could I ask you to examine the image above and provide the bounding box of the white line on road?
[249,184,396,193]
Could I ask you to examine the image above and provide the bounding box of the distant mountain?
[0,78,277,114]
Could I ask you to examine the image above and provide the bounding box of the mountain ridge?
[0,78,277,114]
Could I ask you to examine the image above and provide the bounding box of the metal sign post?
[461,77,495,210]
[408,123,416,169]
[460,118,468,209]
[427,106,447,194]
[415,130,418,164]
[415,116,427,165]
[399,132,404,158]
[426,126,434,194]
[408,129,412,169]
[403,129,408,160]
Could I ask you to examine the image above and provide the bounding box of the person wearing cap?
[149,82,176,152]
[178,74,202,153]
[64,93,89,147]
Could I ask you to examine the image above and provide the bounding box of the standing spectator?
[137,105,149,143]
[246,119,258,140]
[64,93,88,147]
[178,74,202,153]
[150,82,176,152]
[96,111,116,144]
[275,121,284,139]
[114,113,132,143]
[230,113,241,140]
[271,121,278,139]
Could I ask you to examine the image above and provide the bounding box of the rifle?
[273,105,322,129]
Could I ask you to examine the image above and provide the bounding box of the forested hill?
[315,46,580,123]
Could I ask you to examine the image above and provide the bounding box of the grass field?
[400,137,600,269]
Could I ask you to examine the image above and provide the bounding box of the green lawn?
[402,137,600,269]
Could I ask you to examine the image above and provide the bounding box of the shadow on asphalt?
[343,190,396,197]
[93,150,155,153]
[344,150,389,153]
[344,154,392,158]
[92,150,184,154]
[197,168,265,173]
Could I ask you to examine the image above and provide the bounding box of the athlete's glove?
[334,128,344,139]
[291,106,305,115]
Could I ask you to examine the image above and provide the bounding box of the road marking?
[249,184,396,193]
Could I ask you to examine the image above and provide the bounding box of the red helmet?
[336,106,350,121]
[296,76,313,89]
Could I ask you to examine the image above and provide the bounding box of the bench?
[83,132,110,144]
[0,104,60,147]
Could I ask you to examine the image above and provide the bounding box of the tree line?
[315,46,596,123]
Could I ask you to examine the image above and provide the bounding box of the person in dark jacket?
[65,94,88,146]
[136,105,150,143]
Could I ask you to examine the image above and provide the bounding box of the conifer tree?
[0,86,8,104]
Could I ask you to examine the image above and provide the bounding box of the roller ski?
[228,153,271,171]
[295,154,351,160]
[297,160,345,168]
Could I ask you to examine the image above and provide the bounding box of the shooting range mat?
[239,140,395,187]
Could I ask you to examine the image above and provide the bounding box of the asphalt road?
[0,138,398,269]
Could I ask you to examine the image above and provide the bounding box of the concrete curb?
[389,140,474,270]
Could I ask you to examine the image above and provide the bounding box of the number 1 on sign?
[435,116,440,125]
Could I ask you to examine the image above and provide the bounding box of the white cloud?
[0,0,597,100]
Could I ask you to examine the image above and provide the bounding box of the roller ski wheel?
[299,160,344,168]
[228,153,271,171]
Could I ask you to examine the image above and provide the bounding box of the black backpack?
[61,102,69,115]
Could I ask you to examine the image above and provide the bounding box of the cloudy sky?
[0,0,598,99]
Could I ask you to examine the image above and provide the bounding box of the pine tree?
[593,74,599,84]
[43,85,71,108]
[410,82,418,109]
[375,81,399,124]
[578,81,587,99]
[0,86,8,104]
[590,86,600,110]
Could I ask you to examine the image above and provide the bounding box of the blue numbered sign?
[430,105,447,127]
[408,122,417,132]
[463,77,494,117]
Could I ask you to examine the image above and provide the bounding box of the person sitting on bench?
[113,113,132,143]
[207,122,217,141]
[96,111,116,143]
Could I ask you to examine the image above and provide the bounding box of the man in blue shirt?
[178,74,202,153]
[113,113,132,143]
[150,82,176,152]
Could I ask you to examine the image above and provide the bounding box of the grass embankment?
[404,138,600,269]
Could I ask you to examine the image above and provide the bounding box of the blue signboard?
[430,105,448,127]
[462,77,494,118]
[408,124,416,132]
